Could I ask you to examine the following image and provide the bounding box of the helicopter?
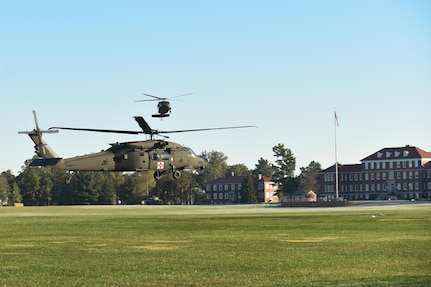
[19,111,254,182]
[135,93,192,118]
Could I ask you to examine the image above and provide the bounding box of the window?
[224,185,228,191]
[206,193,211,200]
[382,173,386,180]
[389,162,393,169]
[402,161,406,168]
[206,185,211,191]
[231,184,236,190]
[370,162,374,169]
[370,173,374,180]
[213,185,217,191]
[161,150,170,160]
[364,162,369,170]
[238,184,242,190]
[219,193,223,199]
[382,162,386,169]
[258,183,264,190]
[187,149,197,158]
[396,162,400,168]
[219,185,223,191]
[224,193,229,199]
[213,193,218,200]
[376,162,380,169]
[365,173,369,181]
[409,172,413,179]
[415,171,419,179]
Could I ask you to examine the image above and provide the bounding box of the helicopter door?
[114,150,142,171]
[149,149,171,171]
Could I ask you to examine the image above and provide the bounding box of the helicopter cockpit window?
[188,149,197,158]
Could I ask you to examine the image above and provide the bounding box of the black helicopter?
[19,111,255,182]
[135,93,192,118]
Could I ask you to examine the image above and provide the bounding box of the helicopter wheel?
[154,171,163,180]
[173,170,181,179]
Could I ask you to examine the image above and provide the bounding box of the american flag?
[334,111,339,126]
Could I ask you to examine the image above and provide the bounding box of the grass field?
[0,202,430,286]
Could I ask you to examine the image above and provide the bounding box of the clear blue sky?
[1,0,430,175]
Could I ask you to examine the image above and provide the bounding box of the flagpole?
[334,107,339,200]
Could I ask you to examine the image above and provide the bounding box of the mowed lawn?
[0,203,430,286]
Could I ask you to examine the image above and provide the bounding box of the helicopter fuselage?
[30,140,206,180]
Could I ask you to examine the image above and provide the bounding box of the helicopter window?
[152,153,159,160]
[188,149,197,158]
[161,150,170,160]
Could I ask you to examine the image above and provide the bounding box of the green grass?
[0,203,430,286]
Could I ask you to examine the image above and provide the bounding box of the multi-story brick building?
[319,145,431,200]
[204,174,279,204]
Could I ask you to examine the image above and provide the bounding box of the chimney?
[258,173,262,180]
[231,171,235,177]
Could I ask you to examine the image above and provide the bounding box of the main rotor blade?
[168,93,193,100]
[135,94,165,102]
[157,125,257,134]
[49,127,142,135]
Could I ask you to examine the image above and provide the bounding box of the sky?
[1,0,430,176]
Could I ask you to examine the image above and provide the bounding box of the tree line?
[0,144,321,206]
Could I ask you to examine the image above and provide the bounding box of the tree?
[253,158,274,178]
[17,167,41,206]
[196,150,228,184]
[9,182,22,204]
[70,172,99,205]
[299,161,321,195]
[272,144,297,200]
[227,163,251,177]
[272,144,296,179]
[240,174,257,203]
[118,172,154,204]
[0,176,9,205]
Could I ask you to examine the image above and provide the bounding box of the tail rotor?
[19,111,59,159]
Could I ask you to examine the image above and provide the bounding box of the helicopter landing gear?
[66,171,75,184]
[173,170,181,179]
[154,171,164,180]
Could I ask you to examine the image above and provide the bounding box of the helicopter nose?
[198,157,207,169]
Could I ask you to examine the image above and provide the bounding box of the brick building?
[204,174,279,204]
[319,145,431,200]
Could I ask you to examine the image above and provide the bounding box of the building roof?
[205,175,245,185]
[321,163,361,173]
[256,175,275,182]
[205,174,276,185]
[361,145,431,161]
